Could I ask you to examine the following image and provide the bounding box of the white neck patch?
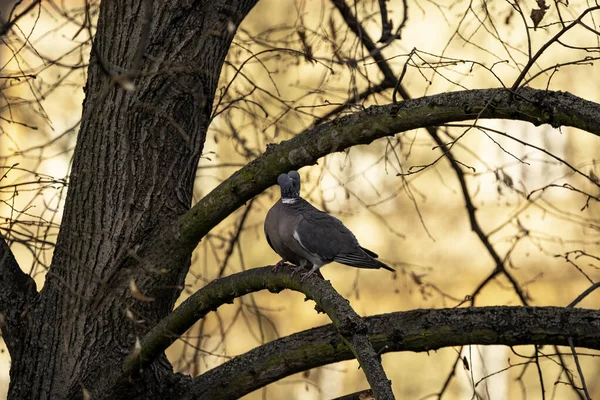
[282,198,297,204]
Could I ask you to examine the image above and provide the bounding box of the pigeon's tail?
[360,246,379,258]
[374,258,395,272]
[335,249,395,272]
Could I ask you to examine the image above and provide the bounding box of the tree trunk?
[6,1,257,398]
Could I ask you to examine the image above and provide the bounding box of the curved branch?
[177,87,600,247]
[170,306,600,399]
[129,87,600,396]
[0,234,37,354]
[122,265,393,398]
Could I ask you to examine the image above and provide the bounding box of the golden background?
[1,0,599,398]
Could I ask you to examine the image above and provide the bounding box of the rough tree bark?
[123,265,394,399]
[2,1,600,399]
[4,1,259,398]
[186,304,600,399]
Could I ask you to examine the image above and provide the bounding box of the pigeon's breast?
[265,201,307,266]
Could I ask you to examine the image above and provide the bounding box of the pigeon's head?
[287,170,301,193]
[277,173,299,203]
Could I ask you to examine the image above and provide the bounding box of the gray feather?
[264,171,394,275]
[265,200,305,266]
[360,247,379,258]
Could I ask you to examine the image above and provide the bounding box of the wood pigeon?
[264,170,395,279]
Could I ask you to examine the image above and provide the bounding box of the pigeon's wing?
[291,206,360,262]
[292,201,394,272]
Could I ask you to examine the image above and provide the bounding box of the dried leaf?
[502,171,514,188]
[296,28,314,62]
[530,9,545,29]
[329,15,337,43]
[531,1,551,29]
[505,8,514,25]
[411,271,424,285]
[82,388,91,400]
[462,356,470,371]
[590,169,599,184]
[129,279,155,302]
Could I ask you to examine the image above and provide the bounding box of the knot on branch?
[338,314,369,338]
[511,88,560,128]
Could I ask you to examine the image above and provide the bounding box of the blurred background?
[1,0,599,398]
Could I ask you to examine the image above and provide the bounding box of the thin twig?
[0,0,42,36]
[377,0,393,42]
[511,6,600,90]
[568,337,592,400]
[567,281,600,308]
[534,346,546,400]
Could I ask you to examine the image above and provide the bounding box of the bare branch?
[568,281,600,308]
[330,0,396,84]
[377,0,393,43]
[429,127,528,304]
[122,265,392,398]
[512,6,600,90]
[0,0,42,37]
[568,337,591,400]
[177,88,600,248]
[171,306,600,399]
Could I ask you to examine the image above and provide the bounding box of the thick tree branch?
[9,1,261,398]
[177,87,600,248]
[0,234,37,354]
[123,265,393,398]
[172,306,600,399]
[117,85,600,397]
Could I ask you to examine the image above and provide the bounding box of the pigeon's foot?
[289,267,304,278]
[299,270,313,281]
[300,268,321,281]
[272,260,287,272]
